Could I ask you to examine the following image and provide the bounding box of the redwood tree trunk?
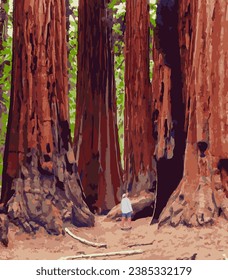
[157,0,228,226]
[124,0,156,218]
[151,0,186,220]
[74,0,122,213]
[1,0,94,234]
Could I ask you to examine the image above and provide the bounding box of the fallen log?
[59,249,144,260]
[65,227,107,248]
[127,241,155,248]
[106,190,155,221]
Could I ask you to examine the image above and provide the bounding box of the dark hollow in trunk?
[153,0,186,219]
[154,0,228,227]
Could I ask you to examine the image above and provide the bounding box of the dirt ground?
[0,216,227,260]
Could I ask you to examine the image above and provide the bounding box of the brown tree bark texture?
[151,0,186,220]
[74,0,122,213]
[158,0,228,226]
[124,0,156,203]
[151,51,173,160]
[1,0,94,234]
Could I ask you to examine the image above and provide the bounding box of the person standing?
[120,193,133,229]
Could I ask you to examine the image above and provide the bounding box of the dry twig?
[59,249,144,260]
[127,241,155,248]
[65,227,107,248]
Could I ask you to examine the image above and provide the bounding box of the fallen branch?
[177,253,197,260]
[128,241,155,248]
[65,227,107,249]
[59,249,144,260]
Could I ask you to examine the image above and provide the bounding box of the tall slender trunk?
[0,0,8,115]
[74,0,122,213]
[124,0,156,218]
[1,0,94,234]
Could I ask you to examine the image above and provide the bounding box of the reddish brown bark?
[74,0,122,213]
[157,0,228,226]
[124,0,156,217]
[1,0,94,234]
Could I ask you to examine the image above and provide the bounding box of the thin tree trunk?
[0,0,8,116]
[74,0,122,213]
[124,0,156,218]
[0,0,7,47]
[1,0,94,234]
[158,0,228,226]
[65,0,70,44]
[65,0,71,95]
[0,1,9,245]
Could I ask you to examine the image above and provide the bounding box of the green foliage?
[115,51,125,165]
[149,1,157,81]
[68,0,78,139]
[108,0,119,10]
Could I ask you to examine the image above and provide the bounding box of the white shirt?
[121,197,133,213]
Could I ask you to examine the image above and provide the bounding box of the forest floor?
[0,216,228,260]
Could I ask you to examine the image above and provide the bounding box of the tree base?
[159,176,228,227]
[0,212,9,247]
[6,156,94,234]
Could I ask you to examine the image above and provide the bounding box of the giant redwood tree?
[74,0,122,213]
[0,0,94,234]
[154,0,228,226]
[124,0,156,216]
[151,0,186,219]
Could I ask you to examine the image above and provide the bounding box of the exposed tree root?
[159,175,228,227]
[0,212,9,247]
[6,151,94,235]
